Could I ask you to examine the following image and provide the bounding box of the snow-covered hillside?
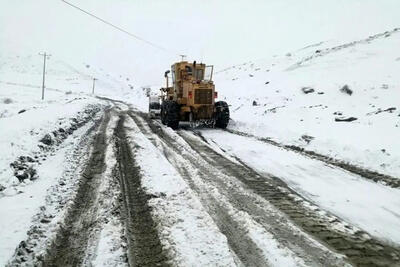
[215,28,400,178]
[0,51,148,191]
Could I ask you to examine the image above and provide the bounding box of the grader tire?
[215,101,230,129]
[166,101,180,129]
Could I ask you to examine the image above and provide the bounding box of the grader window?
[195,69,204,80]
[185,66,193,75]
[204,65,214,81]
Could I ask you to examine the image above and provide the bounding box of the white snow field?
[1,0,400,265]
[215,28,400,177]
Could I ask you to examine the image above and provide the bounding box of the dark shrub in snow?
[2,98,13,104]
[335,116,357,122]
[302,87,315,94]
[340,85,353,95]
[40,134,53,146]
[301,135,314,144]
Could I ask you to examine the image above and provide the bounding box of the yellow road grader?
[159,60,229,129]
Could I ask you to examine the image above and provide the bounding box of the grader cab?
[159,60,229,129]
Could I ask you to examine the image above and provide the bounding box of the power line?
[60,0,178,55]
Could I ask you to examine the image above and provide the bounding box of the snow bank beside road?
[0,86,102,192]
[216,28,400,177]
[0,118,97,266]
[201,129,400,245]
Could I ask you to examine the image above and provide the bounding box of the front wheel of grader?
[166,101,180,129]
[214,101,230,129]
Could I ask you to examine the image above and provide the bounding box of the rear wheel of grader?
[166,101,180,129]
[215,101,230,129]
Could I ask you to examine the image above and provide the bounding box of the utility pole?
[39,52,51,100]
[180,54,187,61]
[92,78,97,94]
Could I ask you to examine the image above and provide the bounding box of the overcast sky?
[1,0,400,85]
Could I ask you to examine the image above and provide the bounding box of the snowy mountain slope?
[0,51,141,194]
[0,54,136,99]
[215,28,400,178]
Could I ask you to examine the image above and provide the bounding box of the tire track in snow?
[129,113,273,266]
[114,114,170,267]
[129,111,347,267]
[180,130,400,266]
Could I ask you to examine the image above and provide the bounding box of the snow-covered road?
[2,2,400,265]
[2,101,400,266]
